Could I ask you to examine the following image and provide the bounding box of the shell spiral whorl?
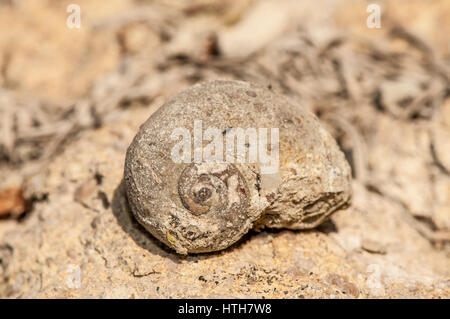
[178,163,250,216]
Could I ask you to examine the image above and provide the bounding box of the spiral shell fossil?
[124,80,352,254]
[178,163,249,216]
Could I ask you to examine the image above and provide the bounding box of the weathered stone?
[124,80,352,254]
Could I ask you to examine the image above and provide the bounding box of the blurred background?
[0,0,449,298]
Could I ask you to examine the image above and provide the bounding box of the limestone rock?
[124,80,352,254]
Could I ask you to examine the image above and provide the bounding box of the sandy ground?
[0,0,449,298]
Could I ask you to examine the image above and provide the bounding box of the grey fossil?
[124,80,352,254]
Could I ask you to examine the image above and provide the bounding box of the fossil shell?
[177,163,249,216]
[124,80,352,254]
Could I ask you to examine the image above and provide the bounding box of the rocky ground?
[0,0,449,298]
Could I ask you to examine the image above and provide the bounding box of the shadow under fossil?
[111,179,338,262]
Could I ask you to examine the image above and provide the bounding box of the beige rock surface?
[1,0,450,299]
[0,97,448,298]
